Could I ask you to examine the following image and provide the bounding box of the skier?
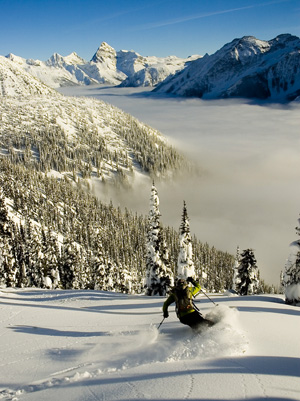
[162,277,213,329]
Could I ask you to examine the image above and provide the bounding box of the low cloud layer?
[61,86,300,286]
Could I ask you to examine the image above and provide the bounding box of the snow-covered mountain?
[154,34,300,101]
[0,54,188,183]
[0,55,57,96]
[5,42,200,88]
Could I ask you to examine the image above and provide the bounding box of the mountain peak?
[64,52,86,65]
[91,42,116,63]
[46,53,65,67]
[6,53,26,65]
[222,36,270,60]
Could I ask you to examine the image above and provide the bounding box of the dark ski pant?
[179,311,213,329]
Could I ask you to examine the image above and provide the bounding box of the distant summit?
[154,34,300,101]
[46,52,86,67]
[91,42,116,63]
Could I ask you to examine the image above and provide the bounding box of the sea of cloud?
[59,85,300,286]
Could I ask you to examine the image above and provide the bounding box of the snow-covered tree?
[40,227,61,289]
[60,236,82,289]
[24,219,44,288]
[177,201,195,279]
[283,217,300,304]
[236,249,259,295]
[232,246,240,291]
[0,189,16,287]
[145,183,173,296]
[14,224,29,288]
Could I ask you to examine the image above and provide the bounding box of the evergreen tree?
[24,219,44,288]
[145,183,173,296]
[177,201,195,279]
[232,246,240,291]
[14,224,29,288]
[236,249,259,295]
[283,217,300,304]
[40,227,61,288]
[0,188,16,287]
[60,236,82,289]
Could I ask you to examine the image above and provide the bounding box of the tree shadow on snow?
[1,298,162,317]
[8,325,111,338]
[81,302,161,315]
[198,295,300,316]
[0,289,132,303]
[233,306,300,316]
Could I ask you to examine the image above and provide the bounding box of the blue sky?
[1,0,300,60]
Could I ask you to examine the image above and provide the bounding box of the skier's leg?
[180,311,214,329]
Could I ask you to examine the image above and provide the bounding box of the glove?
[187,276,195,284]
[163,310,169,318]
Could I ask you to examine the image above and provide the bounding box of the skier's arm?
[162,294,175,318]
[187,277,201,296]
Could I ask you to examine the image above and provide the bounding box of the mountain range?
[5,42,199,89]
[4,34,300,101]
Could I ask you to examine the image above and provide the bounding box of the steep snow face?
[91,41,117,64]
[116,49,146,76]
[120,55,200,87]
[120,65,175,87]
[154,34,300,101]
[229,36,270,62]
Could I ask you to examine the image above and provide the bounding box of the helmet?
[176,278,187,288]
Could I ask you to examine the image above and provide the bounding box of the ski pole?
[200,289,218,306]
[192,299,203,316]
[157,317,165,330]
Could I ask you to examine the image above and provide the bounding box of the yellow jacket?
[163,280,201,318]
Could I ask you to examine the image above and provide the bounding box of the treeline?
[0,158,234,293]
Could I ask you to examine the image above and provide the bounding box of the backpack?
[172,286,194,316]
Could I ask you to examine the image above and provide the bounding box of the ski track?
[0,305,248,401]
[227,356,268,399]
[182,361,195,400]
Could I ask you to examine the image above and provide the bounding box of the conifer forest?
[0,90,236,294]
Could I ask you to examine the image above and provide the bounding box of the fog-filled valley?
[59,85,300,286]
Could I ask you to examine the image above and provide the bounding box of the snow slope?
[0,56,57,97]
[0,289,299,401]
